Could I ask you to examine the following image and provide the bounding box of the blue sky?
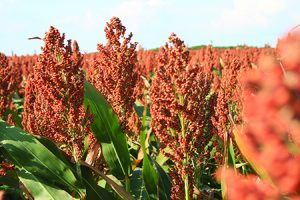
[0,0,299,55]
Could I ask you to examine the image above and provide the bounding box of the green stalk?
[125,175,130,192]
[142,100,148,130]
[179,95,190,200]
[184,175,190,200]
[70,131,82,181]
[142,80,149,129]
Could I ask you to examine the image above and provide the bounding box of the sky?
[0,0,299,55]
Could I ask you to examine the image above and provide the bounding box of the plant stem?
[184,174,190,200]
[179,95,190,200]
[125,175,130,193]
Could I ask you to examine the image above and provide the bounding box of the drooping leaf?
[17,168,75,200]
[34,135,71,167]
[0,120,85,198]
[83,81,131,180]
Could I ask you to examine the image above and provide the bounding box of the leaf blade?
[83,81,132,179]
[0,121,85,198]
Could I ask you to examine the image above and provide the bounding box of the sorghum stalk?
[150,33,215,200]
[87,16,141,137]
[0,53,19,118]
[22,26,93,160]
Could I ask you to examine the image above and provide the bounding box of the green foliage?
[83,80,132,180]
[81,166,117,200]
[141,129,159,200]
[227,138,236,169]
[130,168,149,200]
[0,120,85,198]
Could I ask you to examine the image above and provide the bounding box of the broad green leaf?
[140,126,171,200]
[153,159,171,200]
[34,135,71,167]
[142,154,158,200]
[130,168,149,200]
[141,129,158,200]
[21,135,117,200]
[83,81,131,180]
[0,121,85,198]
[17,168,74,200]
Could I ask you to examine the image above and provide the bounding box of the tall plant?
[220,27,300,199]
[22,26,93,159]
[150,33,215,200]
[87,16,140,137]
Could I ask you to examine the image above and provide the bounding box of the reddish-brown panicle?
[87,17,141,136]
[22,26,93,158]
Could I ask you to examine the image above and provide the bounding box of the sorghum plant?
[135,48,157,104]
[87,16,140,136]
[0,53,19,117]
[22,26,93,159]
[8,55,30,97]
[220,29,300,199]
[150,33,215,200]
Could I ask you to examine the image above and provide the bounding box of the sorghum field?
[0,17,300,200]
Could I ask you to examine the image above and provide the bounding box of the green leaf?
[134,105,145,118]
[227,138,236,169]
[142,154,158,200]
[140,128,171,200]
[17,168,75,200]
[141,129,158,200]
[34,135,71,167]
[220,168,227,200]
[153,159,171,200]
[130,168,149,200]
[134,104,150,119]
[83,81,131,180]
[3,109,22,128]
[80,161,134,200]
[155,150,169,166]
[81,166,117,200]
[0,121,85,198]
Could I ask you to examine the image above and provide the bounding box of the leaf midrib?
[0,125,82,195]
